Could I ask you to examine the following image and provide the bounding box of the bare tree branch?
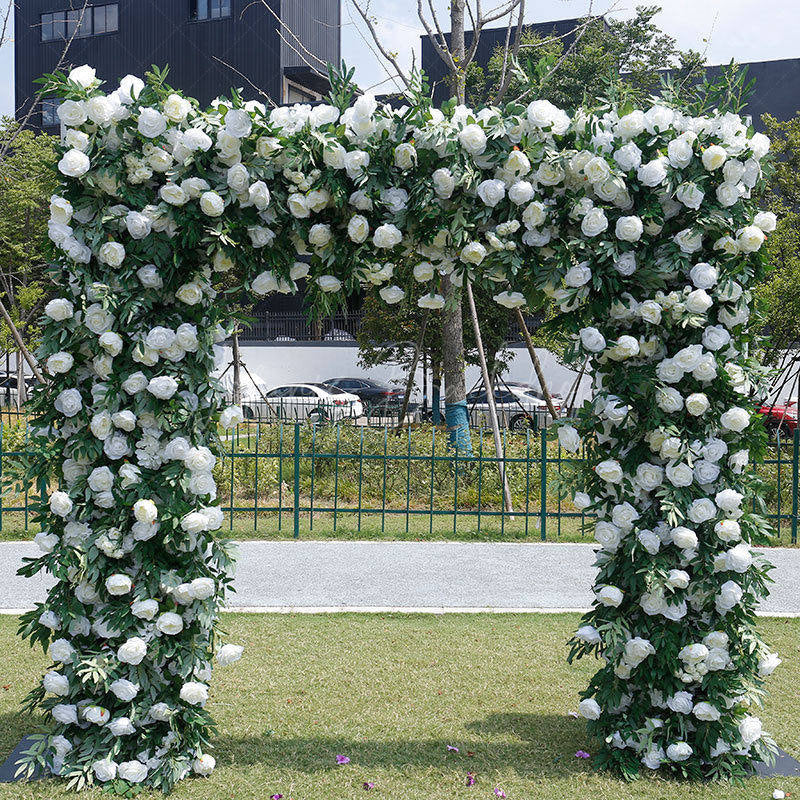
[349,0,413,91]
[493,0,525,104]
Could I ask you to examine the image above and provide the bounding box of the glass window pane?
[41,13,53,41]
[76,7,92,36]
[94,6,106,33]
[197,0,209,19]
[220,0,231,16]
[65,9,79,38]
[52,11,66,40]
[210,0,220,18]
[105,4,118,31]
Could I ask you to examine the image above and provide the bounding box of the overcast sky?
[2,0,799,118]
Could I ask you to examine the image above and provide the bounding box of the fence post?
[540,427,547,541]
[293,423,300,539]
[792,428,799,545]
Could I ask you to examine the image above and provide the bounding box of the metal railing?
[0,412,798,544]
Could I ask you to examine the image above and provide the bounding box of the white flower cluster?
[562,102,778,776]
[32,63,777,786]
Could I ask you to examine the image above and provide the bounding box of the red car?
[758,400,798,432]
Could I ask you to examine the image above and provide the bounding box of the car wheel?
[509,413,534,432]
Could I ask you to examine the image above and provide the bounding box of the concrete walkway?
[1,541,800,614]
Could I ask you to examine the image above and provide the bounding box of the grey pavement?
[1,540,799,614]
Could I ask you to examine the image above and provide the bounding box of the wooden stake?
[514,307,559,421]
[0,298,45,384]
[466,281,514,515]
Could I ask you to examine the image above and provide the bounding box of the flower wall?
[23,63,776,790]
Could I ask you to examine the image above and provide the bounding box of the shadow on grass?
[0,712,48,763]
[213,712,588,779]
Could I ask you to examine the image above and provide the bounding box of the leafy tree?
[466,6,704,108]
[753,113,800,366]
[0,119,58,401]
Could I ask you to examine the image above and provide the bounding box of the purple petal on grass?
[494,789,507,798]
[270,795,283,799]
[447,745,460,753]
[335,755,350,765]
[575,750,591,759]
[363,782,374,790]
[465,772,476,786]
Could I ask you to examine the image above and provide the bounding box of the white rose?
[656,387,683,413]
[716,579,743,612]
[614,252,637,276]
[753,211,777,233]
[671,526,698,549]
[595,459,623,484]
[199,191,225,217]
[176,282,203,305]
[417,293,445,310]
[180,681,209,706]
[131,599,159,620]
[45,298,74,321]
[217,643,244,666]
[613,141,642,171]
[738,715,762,746]
[685,392,710,416]
[493,291,525,309]
[581,207,608,237]
[49,491,73,517]
[666,462,693,487]
[118,761,148,783]
[316,275,342,293]
[432,167,455,199]
[635,463,664,491]
[720,406,750,432]
[637,158,667,186]
[564,263,591,288]
[57,99,88,127]
[578,698,601,719]
[702,144,727,170]
[193,753,217,776]
[58,149,90,177]
[579,327,606,353]
[373,224,402,249]
[458,123,487,155]
[117,636,147,665]
[595,521,622,552]
[106,574,132,595]
[379,285,405,304]
[308,223,332,249]
[615,215,643,242]
[758,652,782,677]
[597,585,623,607]
[460,242,487,265]
[156,612,184,635]
[674,228,703,253]
[54,388,82,417]
[688,498,716,523]
[736,225,765,253]
[508,180,534,205]
[637,530,661,554]
[137,107,167,138]
[148,376,179,400]
[43,671,70,696]
[477,179,505,207]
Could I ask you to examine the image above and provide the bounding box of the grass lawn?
[0,613,799,799]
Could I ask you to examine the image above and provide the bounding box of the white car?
[260,383,364,423]
[466,384,561,430]
[217,370,272,420]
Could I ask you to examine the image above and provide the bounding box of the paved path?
[1,541,800,614]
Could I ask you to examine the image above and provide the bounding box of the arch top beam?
[20,62,778,790]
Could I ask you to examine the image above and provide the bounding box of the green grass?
[1,613,799,799]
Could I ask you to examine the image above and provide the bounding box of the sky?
[2,0,800,117]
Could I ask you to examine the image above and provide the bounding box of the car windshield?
[312,383,346,394]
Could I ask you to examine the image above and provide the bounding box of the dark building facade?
[15,0,340,131]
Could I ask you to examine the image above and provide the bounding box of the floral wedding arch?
[18,62,779,790]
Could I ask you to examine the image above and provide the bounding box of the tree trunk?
[231,328,242,406]
[16,350,26,410]
[441,0,472,453]
[431,356,442,424]
[442,273,471,453]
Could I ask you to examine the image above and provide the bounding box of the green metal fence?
[1,411,798,544]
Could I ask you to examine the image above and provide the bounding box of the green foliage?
[0,119,59,351]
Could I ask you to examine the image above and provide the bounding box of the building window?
[41,98,60,127]
[190,0,232,21]
[41,4,118,42]
[284,80,319,104]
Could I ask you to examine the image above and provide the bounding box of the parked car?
[0,372,38,408]
[466,383,560,430]
[217,370,272,419]
[758,399,798,433]
[260,383,364,423]
[323,378,407,413]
